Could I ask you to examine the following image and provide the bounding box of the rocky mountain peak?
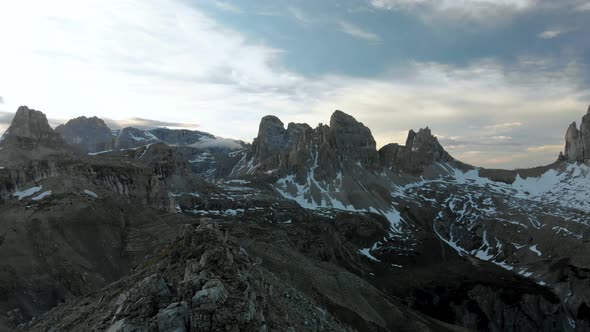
[251,115,288,162]
[2,106,63,149]
[55,116,113,153]
[563,105,590,162]
[379,126,452,173]
[60,116,109,129]
[329,110,378,164]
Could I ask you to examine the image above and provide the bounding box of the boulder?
[157,301,189,332]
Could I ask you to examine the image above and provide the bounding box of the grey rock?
[106,318,145,332]
[191,279,227,309]
[157,301,188,332]
[137,275,172,299]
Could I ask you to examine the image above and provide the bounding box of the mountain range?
[0,105,589,331]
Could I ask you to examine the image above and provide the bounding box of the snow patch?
[32,191,52,201]
[359,244,381,262]
[88,150,113,156]
[83,190,99,198]
[13,186,43,200]
[529,245,542,257]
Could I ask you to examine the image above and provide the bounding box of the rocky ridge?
[17,222,356,332]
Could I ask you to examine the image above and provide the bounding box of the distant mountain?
[1,104,590,332]
[55,116,114,153]
[1,106,64,150]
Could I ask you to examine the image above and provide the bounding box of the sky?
[0,0,589,169]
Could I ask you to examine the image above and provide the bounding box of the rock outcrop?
[379,127,453,173]
[563,105,590,162]
[1,106,63,149]
[55,116,114,153]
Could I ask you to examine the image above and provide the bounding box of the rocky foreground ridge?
[0,105,589,331]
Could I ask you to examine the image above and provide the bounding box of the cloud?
[304,58,589,169]
[338,21,381,41]
[0,111,14,126]
[288,7,313,25]
[0,0,302,142]
[0,96,4,104]
[483,122,522,133]
[538,28,570,39]
[213,1,242,13]
[284,7,381,42]
[369,0,535,19]
[103,117,200,130]
[527,144,563,153]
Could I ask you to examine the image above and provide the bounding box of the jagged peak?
[562,104,590,162]
[259,115,284,129]
[58,115,110,130]
[2,106,64,149]
[566,121,578,132]
[329,110,357,126]
[6,106,54,137]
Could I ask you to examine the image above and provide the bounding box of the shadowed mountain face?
[55,116,114,153]
[564,107,590,162]
[1,105,590,332]
[1,106,64,150]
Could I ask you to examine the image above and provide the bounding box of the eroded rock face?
[251,115,289,162]
[565,122,583,162]
[329,110,378,165]
[55,116,114,153]
[379,127,453,173]
[581,108,590,159]
[1,106,63,149]
[563,106,590,162]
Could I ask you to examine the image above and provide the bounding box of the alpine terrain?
[1,105,589,332]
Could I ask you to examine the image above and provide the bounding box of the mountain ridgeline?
[0,104,589,332]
